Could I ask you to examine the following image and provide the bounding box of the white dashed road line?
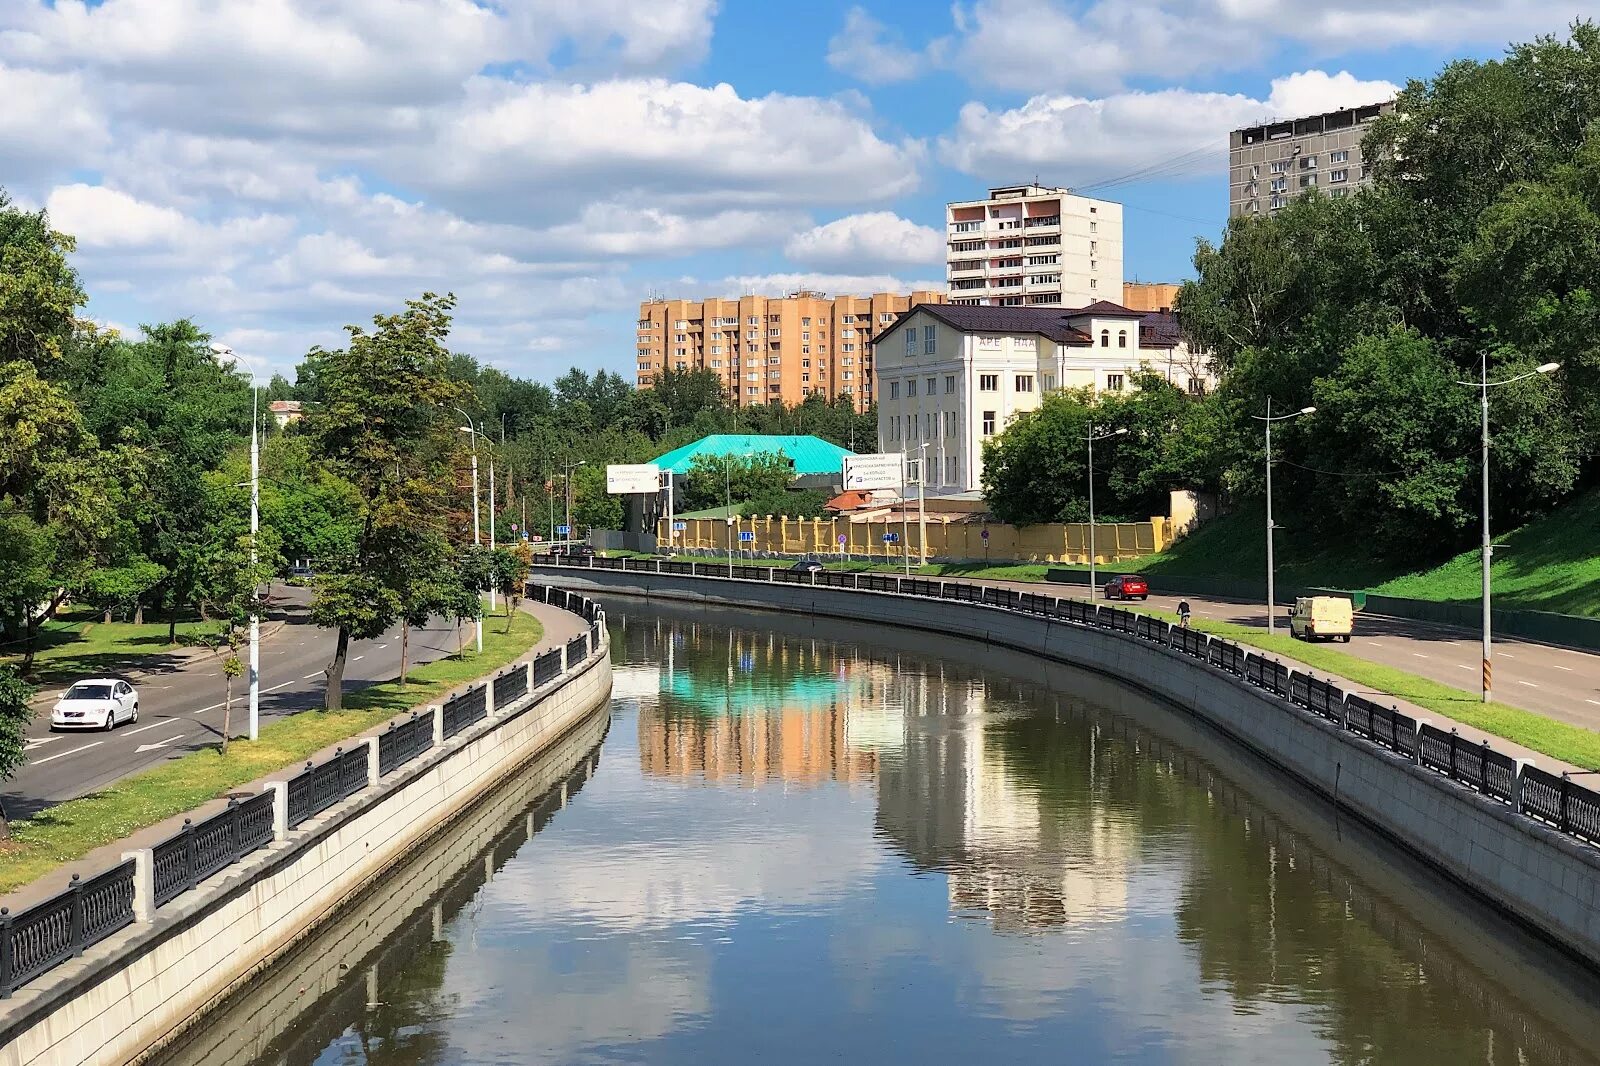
[1412,653,1430,659]
[352,655,364,662]
[23,737,60,750]
[303,672,321,680]
[265,680,295,693]
[123,718,184,737]
[1550,664,1573,672]
[30,741,104,765]
[1516,681,1538,688]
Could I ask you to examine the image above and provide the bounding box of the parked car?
[791,555,825,573]
[51,678,139,731]
[552,543,595,560]
[1103,574,1149,601]
[1289,596,1353,642]
[284,565,316,584]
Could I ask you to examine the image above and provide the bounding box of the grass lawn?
[1145,609,1600,771]
[0,609,543,895]
[0,608,219,689]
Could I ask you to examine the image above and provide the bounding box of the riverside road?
[4,595,474,820]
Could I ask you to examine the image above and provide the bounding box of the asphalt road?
[993,574,1600,731]
[4,596,477,820]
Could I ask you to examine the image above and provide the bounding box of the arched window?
[1118,330,1128,348]
[1100,329,1109,347]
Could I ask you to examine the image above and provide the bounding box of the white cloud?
[785,212,943,271]
[938,70,1400,184]
[693,271,946,300]
[826,6,924,85]
[44,183,293,258]
[0,62,106,178]
[836,0,1593,94]
[406,78,924,219]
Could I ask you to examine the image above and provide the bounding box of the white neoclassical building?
[874,302,1214,493]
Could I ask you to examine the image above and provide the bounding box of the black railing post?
[1449,729,1458,779]
[1560,773,1571,833]
[0,907,13,998]
[67,874,85,957]
[181,819,196,894]
[227,798,241,864]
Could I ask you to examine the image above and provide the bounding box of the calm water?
[160,602,1600,1066]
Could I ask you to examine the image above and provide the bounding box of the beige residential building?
[636,289,945,411]
[947,184,1124,308]
[1230,101,1393,217]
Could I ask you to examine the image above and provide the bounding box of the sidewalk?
[0,597,579,914]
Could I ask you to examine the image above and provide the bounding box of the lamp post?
[1457,356,1560,702]
[725,456,734,577]
[1086,425,1127,598]
[455,410,483,654]
[561,459,586,546]
[916,441,930,567]
[210,345,262,742]
[1251,399,1316,634]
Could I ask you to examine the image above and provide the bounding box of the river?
[155,601,1600,1066]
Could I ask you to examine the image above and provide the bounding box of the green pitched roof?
[651,434,855,477]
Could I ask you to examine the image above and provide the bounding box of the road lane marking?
[1549,664,1573,672]
[377,644,388,650]
[135,734,186,753]
[1412,653,1430,659]
[352,655,364,662]
[1588,699,1600,707]
[1455,664,1472,670]
[124,719,184,737]
[303,672,321,679]
[31,742,104,765]
[1516,681,1538,688]
[265,680,295,693]
[24,737,60,750]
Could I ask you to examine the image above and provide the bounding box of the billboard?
[606,463,661,495]
[842,453,904,491]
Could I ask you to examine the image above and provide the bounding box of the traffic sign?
[673,521,686,531]
[882,532,899,544]
[980,529,990,540]
[836,533,846,545]
[510,523,519,532]
[739,531,755,542]
[557,524,570,536]
[521,532,529,541]
[532,534,543,542]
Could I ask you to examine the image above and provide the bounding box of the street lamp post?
[1457,356,1560,702]
[210,344,262,742]
[916,442,930,567]
[1086,426,1127,599]
[456,410,483,654]
[725,457,734,577]
[560,459,586,546]
[1252,399,1316,634]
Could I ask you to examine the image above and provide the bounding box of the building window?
[1106,373,1124,391]
[1301,155,1317,169]
[924,331,935,355]
[982,410,996,436]
[979,373,999,391]
[1331,149,1349,163]
[1043,373,1055,391]
[946,456,957,483]
[905,327,917,355]
[1331,168,1349,183]
[1089,221,1097,233]
[801,358,811,368]
[1270,160,1290,173]
[1300,174,1316,188]
[945,374,955,394]
[802,373,810,383]
[907,378,917,397]
[926,377,936,395]
[890,381,899,400]
[674,320,688,328]
[1090,279,1098,290]
[1100,330,1109,347]
[944,410,955,436]
[1015,374,1033,392]
[1118,330,1127,349]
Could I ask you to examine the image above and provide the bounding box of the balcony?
[1024,215,1060,229]
[948,266,985,279]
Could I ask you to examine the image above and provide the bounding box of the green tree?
[491,543,533,632]
[0,664,33,839]
[680,452,795,512]
[305,293,465,709]
[648,367,726,428]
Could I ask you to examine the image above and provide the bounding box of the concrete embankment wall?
[0,640,612,1066]
[545,569,1600,970]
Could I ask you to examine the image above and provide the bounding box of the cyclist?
[1177,599,1192,628]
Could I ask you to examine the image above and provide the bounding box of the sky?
[4,0,1597,384]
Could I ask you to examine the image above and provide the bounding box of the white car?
[51,678,140,731]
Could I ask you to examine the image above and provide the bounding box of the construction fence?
[657,514,1171,565]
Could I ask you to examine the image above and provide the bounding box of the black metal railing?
[442,685,488,740]
[286,745,370,829]
[534,648,562,686]
[566,633,589,667]
[0,861,136,998]
[378,712,435,777]
[151,792,276,907]
[495,663,529,707]
[534,561,1600,855]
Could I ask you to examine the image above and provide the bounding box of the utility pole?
[1253,399,1315,634]
[456,410,483,653]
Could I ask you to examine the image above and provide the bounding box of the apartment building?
[946,184,1124,309]
[636,289,945,410]
[875,302,1214,493]
[1230,101,1394,217]
[1121,282,1180,313]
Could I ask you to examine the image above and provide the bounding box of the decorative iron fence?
[533,649,562,686]
[0,861,136,998]
[566,634,589,667]
[442,685,488,740]
[286,745,369,830]
[378,712,435,777]
[151,792,276,907]
[495,663,529,707]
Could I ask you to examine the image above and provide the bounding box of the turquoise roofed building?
[650,434,855,478]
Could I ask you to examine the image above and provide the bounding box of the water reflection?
[161,604,1600,1066]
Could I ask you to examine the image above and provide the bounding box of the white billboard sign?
[842,453,905,491]
[606,463,661,495]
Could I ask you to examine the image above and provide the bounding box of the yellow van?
[1289,596,1353,642]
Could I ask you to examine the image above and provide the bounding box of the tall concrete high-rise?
[946,184,1124,309]
[636,289,945,411]
[1229,101,1394,217]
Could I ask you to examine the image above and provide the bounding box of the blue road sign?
[673,521,686,531]
[882,532,899,544]
[557,524,570,536]
[739,531,755,542]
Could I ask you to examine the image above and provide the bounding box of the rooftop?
[651,434,856,477]
[880,301,1164,347]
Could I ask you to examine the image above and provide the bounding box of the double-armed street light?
[210,344,262,742]
[561,459,586,548]
[1456,357,1560,702]
[1086,425,1128,598]
[1251,399,1316,634]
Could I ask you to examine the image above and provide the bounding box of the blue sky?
[3,1,1595,384]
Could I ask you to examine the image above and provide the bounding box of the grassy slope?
[0,608,542,894]
[0,609,217,688]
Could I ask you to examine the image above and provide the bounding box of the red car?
[1103,574,1149,601]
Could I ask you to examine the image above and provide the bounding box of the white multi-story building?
[875,302,1213,493]
[947,184,1124,308]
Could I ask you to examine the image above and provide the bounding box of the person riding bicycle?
[1177,599,1192,628]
